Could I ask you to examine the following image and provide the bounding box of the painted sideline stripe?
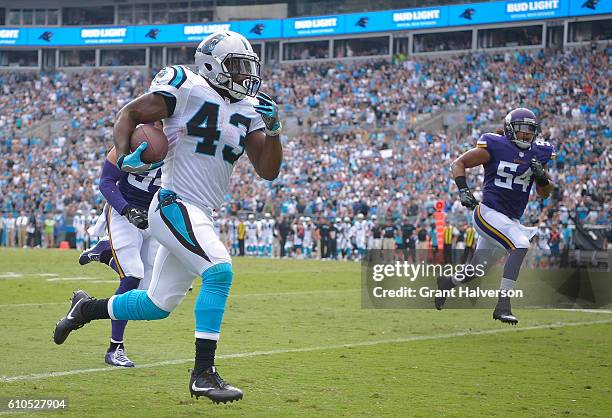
[232,288,359,298]
[549,308,612,314]
[1,319,610,383]
[0,302,67,308]
[0,289,360,308]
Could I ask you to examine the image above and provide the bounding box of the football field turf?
[1,249,611,417]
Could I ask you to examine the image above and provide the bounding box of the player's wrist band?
[455,176,469,190]
[265,124,282,137]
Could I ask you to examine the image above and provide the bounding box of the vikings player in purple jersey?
[79,143,161,366]
[436,108,555,324]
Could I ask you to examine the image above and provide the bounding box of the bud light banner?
[181,22,237,42]
[388,7,448,30]
[448,0,569,26]
[283,15,345,38]
[343,7,448,34]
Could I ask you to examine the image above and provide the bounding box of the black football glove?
[123,207,149,229]
[530,158,549,187]
[459,188,479,210]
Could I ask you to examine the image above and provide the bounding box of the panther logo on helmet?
[198,33,226,55]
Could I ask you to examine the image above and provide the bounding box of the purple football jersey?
[478,133,555,219]
[118,168,162,210]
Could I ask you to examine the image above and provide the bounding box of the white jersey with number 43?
[149,65,265,209]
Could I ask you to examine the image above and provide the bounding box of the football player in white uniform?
[342,216,353,260]
[73,210,87,251]
[245,213,258,256]
[261,212,275,257]
[333,217,342,259]
[86,209,100,247]
[54,31,283,404]
[354,213,367,259]
[227,216,238,255]
[303,217,313,258]
[255,216,264,256]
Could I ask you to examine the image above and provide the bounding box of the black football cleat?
[435,276,454,310]
[493,296,518,325]
[53,290,93,345]
[189,366,243,404]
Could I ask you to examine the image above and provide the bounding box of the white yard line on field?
[0,302,68,308]
[549,308,612,314]
[232,288,360,297]
[0,272,59,279]
[0,289,360,308]
[1,318,611,383]
[0,272,23,278]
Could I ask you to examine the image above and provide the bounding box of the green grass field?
[1,249,611,417]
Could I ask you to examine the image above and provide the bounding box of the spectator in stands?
[43,213,55,248]
[4,212,15,247]
[16,211,28,248]
[26,213,36,248]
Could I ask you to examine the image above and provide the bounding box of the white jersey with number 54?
[149,65,265,210]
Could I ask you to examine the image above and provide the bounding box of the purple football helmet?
[503,107,540,150]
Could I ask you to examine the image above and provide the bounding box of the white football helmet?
[357,213,364,220]
[248,213,255,220]
[195,31,261,100]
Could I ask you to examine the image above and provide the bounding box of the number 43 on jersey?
[187,101,251,165]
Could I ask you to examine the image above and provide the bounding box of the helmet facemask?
[508,121,538,149]
[504,109,539,150]
[195,31,262,101]
[216,53,261,100]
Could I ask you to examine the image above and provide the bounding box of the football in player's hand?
[130,124,168,163]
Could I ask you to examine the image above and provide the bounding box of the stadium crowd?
[0,46,609,261]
